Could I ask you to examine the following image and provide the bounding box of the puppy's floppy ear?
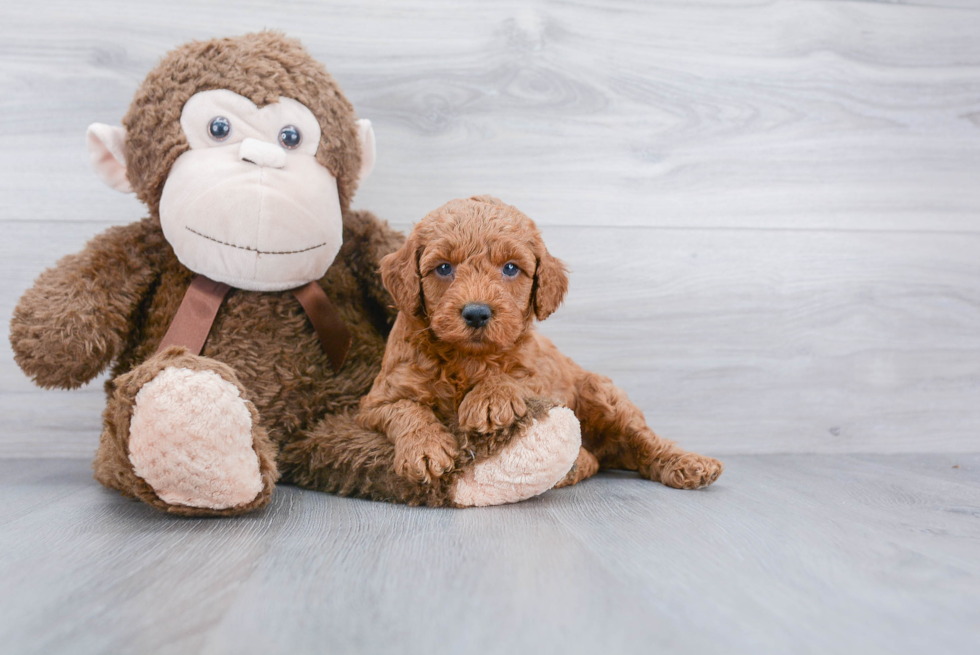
[380,234,423,317]
[532,244,569,321]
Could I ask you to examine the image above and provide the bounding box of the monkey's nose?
[239,138,287,169]
[461,303,492,328]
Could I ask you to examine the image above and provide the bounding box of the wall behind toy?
[2,0,979,457]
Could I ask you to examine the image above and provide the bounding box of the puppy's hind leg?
[552,447,600,489]
[574,373,723,490]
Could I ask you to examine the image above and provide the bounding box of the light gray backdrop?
[2,0,979,457]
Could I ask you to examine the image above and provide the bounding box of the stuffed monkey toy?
[9,33,581,515]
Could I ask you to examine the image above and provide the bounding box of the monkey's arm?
[342,209,405,330]
[9,218,164,389]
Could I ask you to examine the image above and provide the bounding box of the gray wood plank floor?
[1,455,978,655]
[2,5,977,654]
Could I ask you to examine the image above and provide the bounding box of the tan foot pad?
[451,407,581,507]
[128,366,263,510]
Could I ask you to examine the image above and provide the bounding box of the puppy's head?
[381,195,568,354]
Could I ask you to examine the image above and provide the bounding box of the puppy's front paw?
[458,382,528,433]
[393,429,458,483]
[658,453,724,490]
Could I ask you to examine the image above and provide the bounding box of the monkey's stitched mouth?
[185,227,327,255]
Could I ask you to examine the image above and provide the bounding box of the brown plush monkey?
[10,33,579,515]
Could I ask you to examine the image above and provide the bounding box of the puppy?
[359,196,723,491]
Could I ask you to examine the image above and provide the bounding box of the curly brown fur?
[10,220,167,390]
[12,211,400,433]
[361,196,724,490]
[124,31,364,217]
[9,207,403,516]
[95,347,279,516]
[553,447,600,489]
[9,33,414,515]
[279,398,558,507]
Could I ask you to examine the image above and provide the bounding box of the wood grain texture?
[0,455,977,654]
[3,220,978,456]
[1,0,979,230]
[1,1,979,456]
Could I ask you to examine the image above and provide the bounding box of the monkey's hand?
[10,220,161,389]
[393,426,458,483]
[458,378,529,434]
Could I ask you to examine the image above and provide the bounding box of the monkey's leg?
[94,347,278,516]
[277,411,458,507]
[450,399,581,507]
[575,373,723,490]
[278,399,581,507]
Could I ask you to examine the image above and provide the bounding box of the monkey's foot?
[128,366,264,510]
[450,406,581,507]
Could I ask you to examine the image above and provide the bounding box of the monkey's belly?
[200,291,386,443]
[115,259,388,446]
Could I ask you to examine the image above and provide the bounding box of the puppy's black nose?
[461,303,492,328]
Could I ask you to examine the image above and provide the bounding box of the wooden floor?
[1,454,977,655]
[1,3,978,653]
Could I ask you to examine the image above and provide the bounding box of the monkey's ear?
[533,247,569,321]
[356,119,376,185]
[86,124,133,193]
[380,234,423,317]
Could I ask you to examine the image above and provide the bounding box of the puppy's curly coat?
[359,196,723,493]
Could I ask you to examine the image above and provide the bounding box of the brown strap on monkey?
[290,280,352,374]
[156,275,231,357]
[156,274,351,373]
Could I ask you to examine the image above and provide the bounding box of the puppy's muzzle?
[461,303,492,328]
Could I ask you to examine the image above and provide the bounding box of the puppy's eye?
[208,116,231,141]
[434,263,454,278]
[502,262,520,277]
[278,125,302,149]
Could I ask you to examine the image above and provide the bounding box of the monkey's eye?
[502,262,520,277]
[208,116,231,141]
[434,263,454,278]
[278,125,302,149]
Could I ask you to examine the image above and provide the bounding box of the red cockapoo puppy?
[359,196,723,500]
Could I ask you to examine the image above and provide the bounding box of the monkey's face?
[157,90,343,291]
